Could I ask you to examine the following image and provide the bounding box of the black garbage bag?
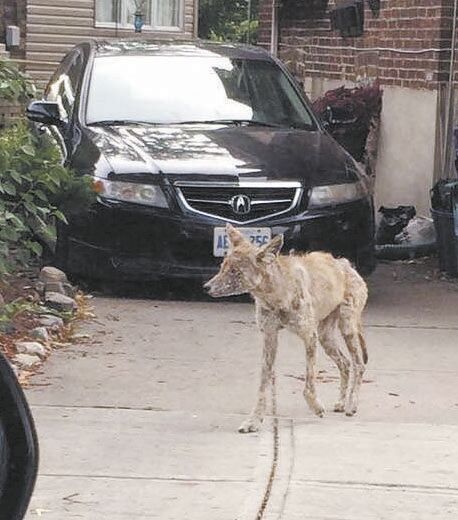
[375,205,416,245]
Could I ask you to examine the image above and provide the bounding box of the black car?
[0,353,39,519]
[27,39,375,282]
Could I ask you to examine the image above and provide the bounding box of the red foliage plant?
[312,81,383,161]
[312,81,383,132]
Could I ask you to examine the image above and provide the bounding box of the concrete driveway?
[25,261,458,519]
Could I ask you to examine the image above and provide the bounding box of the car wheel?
[52,225,102,289]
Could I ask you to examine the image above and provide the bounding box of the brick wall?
[258,0,274,50]
[258,0,457,90]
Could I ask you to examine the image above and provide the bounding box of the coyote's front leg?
[238,326,279,433]
[300,327,325,418]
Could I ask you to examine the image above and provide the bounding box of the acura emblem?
[230,194,251,215]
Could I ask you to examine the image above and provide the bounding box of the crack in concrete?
[255,372,279,520]
[273,419,295,520]
[29,404,260,419]
[367,324,458,331]
[289,478,458,495]
[39,474,252,483]
[30,404,171,412]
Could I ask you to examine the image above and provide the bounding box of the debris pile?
[375,206,437,261]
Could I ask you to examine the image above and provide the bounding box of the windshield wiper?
[87,120,161,127]
[173,119,284,128]
[87,119,312,130]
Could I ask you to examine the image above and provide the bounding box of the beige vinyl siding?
[25,0,196,90]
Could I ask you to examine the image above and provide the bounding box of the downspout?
[270,0,279,56]
[443,0,458,178]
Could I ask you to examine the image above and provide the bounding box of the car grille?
[175,182,302,223]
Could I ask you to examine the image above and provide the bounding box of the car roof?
[89,38,273,61]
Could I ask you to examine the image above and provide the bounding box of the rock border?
[4,266,93,384]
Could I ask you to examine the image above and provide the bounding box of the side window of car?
[44,50,84,121]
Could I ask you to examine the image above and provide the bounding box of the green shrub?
[0,299,41,333]
[199,0,259,44]
[0,58,35,104]
[0,122,95,279]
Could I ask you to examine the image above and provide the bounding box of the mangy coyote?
[204,224,368,433]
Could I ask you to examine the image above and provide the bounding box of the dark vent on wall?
[280,0,329,20]
[330,0,365,37]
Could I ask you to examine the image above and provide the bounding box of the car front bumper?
[63,197,376,281]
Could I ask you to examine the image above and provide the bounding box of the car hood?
[80,124,354,186]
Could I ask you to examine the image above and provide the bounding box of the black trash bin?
[431,180,458,276]
[431,208,458,276]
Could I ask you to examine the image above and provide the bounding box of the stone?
[44,280,77,298]
[44,281,66,295]
[30,327,50,343]
[34,281,45,296]
[3,323,15,334]
[39,266,68,284]
[62,282,77,298]
[45,292,77,313]
[38,314,64,330]
[38,267,76,299]
[14,353,41,368]
[16,341,47,359]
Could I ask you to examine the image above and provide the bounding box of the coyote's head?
[204,224,284,298]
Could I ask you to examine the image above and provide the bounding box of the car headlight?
[308,181,368,208]
[92,178,168,208]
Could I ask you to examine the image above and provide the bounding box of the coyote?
[204,224,368,433]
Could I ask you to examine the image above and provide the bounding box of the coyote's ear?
[226,224,246,247]
[257,234,284,261]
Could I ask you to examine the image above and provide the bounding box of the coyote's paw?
[345,403,357,417]
[314,404,325,418]
[238,417,262,433]
[333,402,345,413]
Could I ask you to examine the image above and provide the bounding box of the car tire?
[355,244,377,276]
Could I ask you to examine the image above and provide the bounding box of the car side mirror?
[0,353,39,519]
[26,100,64,126]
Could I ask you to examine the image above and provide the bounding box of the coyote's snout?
[205,224,368,433]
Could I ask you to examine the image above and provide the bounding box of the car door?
[0,353,39,519]
[42,48,85,163]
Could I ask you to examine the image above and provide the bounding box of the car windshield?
[86,55,316,129]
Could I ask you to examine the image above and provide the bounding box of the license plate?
[213,227,272,257]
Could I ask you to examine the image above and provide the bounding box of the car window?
[45,51,84,120]
[86,55,316,129]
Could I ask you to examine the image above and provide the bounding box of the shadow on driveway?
[74,277,252,303]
